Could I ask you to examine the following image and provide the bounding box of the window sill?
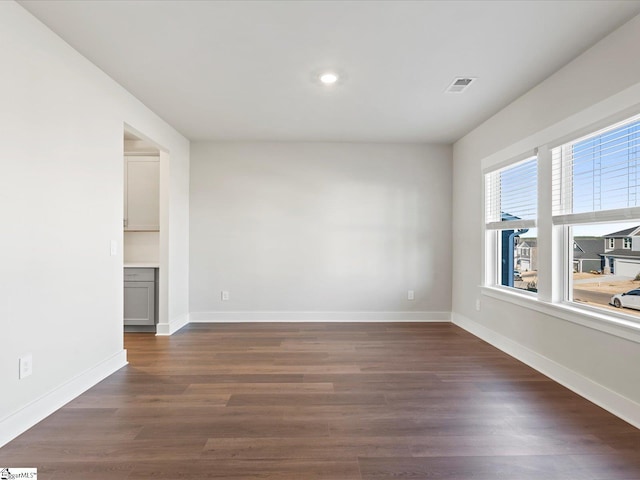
[480,285,640,344]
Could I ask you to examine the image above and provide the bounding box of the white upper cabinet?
[124,155,160,231]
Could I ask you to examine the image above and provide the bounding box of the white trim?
[480,285,640,344]
[538,146,563,304]
[554,110,640,150]
[482,150,537,174]
[486,219,536,230]
[451,312,640,430]
[189,311,451,322]
[156,313,190,336]
[0,350,128,448]
[552,207,640,226]
[480,83,640,172]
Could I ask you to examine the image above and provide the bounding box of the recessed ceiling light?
[319,72,338,85]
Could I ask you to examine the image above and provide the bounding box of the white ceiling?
[19,0,640,143]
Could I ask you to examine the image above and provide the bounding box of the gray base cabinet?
[124,268,157,326]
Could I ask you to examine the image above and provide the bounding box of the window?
[571,222,640,317]
[553,115,640,219]
[553,114,640,319]
[483,110,640,335]
[485,156,538,293]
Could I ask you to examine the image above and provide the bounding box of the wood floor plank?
[202,436,413,460]
[64,393,230,408]
[0,322,638,480]
[134,417,330,440]
[184,382,335,395]
[127,459,361,479]
[358,455,584,480]
[226,392,387,407]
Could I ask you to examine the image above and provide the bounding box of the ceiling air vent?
[446,77,476,93]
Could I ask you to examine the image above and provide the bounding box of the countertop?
[124,262,159,268]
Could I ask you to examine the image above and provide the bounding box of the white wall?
[190,142,452,321]
[452,15,640,424]
[124,232,159,263]
[0,1,189,445]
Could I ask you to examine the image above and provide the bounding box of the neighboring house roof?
[574,238,603,260]
[518,237,537,247]
[604,225,640,237]
[501,212,521,221]
[600,249,640,258]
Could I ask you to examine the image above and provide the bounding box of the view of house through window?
[571,222,640,317]
[499,228,538,292]
[484,110,640,323]
[485,155,538,293]
[552,114,640,321]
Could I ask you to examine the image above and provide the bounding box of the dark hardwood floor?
[1,322,639,479]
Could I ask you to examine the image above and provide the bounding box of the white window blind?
[552,114,640,225]
[485,156,537,230]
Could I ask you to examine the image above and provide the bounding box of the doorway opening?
[123,126,168,335]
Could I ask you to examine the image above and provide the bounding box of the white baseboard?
[156,313,190,336]
[189,311,451,323]
[0,349,128,448]
[451,312,640,429]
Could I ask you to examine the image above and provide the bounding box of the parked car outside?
[610,289,640,310]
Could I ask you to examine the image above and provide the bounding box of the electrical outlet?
[19,354,33,379]
[407,290,415,300]
[475,298,481,311]
[221,290,229,301]
[110,240,117,256]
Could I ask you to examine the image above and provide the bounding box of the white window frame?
[483,155,538,295]
[552,114,640,322]
[624,237,632,249]
[480,105,640,344]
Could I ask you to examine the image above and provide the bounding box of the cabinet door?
[124,281,156,325]
[124,156,160,231]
